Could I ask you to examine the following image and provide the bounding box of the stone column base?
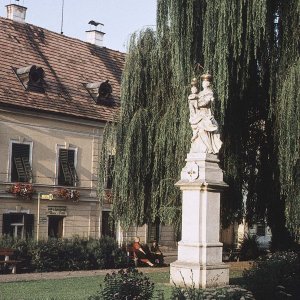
[170,260,229,288]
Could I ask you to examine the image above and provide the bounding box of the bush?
[88,268,154,300]
[12,238,35,272]
[0,236,127,273]
[243,251,300,299]
[171,284,254,299]
[87,236,128,269]
[31,238,64,272]
[0,234,14,248]
[0,235,34,272]
[239,234,260,261]
[60,237,90,270]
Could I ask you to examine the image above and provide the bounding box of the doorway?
[101,211,115,237]
[48,216,64,238]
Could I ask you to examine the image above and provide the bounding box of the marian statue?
[188,73,222,154]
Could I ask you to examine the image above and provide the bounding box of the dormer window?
[15,65,45,93]
[85,80,116,106]
[99,80,112,98]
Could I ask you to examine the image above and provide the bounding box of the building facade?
[0,4,124,241]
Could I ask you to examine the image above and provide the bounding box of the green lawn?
[0,272,172,300]
[0,270,243,300]
[0,276,103,300]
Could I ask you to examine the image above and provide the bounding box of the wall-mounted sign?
[41,193,53,200]
[48,206,67,216]
[39,216,47,223]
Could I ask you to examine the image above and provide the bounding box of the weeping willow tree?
[273,1,300,242]
[98,29,191,234]
[99,0,300,245]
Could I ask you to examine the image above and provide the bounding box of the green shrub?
[113,247,129,269]
[87,236,127,269]
[171,284,254,299]
[12,238,35,272]
[243,251,300,299]
[0,235,34,272]
[61,237,90,270]
[88,268,154,300]
[0,236,127,273]
[0,234,14,248]
[31,239,63,272]
[239,234,260,261]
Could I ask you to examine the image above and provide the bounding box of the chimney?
[86,22,105,47]
[6,4,27,23]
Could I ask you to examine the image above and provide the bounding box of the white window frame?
[55,144,78,186]
[8,140,33,182]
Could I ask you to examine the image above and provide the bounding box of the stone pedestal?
[170,153,229,288]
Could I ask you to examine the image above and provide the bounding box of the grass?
[0,271,172,300]
[0,269,244,300]
[0,276,104,300]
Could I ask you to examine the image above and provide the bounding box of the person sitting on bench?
[133,237,154,267]
[150,240,164,265]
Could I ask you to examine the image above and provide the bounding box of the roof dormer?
[14,65,45,93]
[85,80,116,106]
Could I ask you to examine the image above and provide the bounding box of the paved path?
[0,253,251,284]
[0,267,169,283]
[0,249,177,283]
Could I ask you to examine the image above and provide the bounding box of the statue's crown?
[200,73,213,82]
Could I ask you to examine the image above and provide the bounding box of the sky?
[1,0,157,52]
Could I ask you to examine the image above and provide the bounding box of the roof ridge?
[0,16,125,55]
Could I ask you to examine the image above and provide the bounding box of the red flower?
[54,188,80,202]
[8,183,35,200]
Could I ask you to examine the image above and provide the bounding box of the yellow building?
[0,4,124,240]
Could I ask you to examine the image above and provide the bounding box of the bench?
[126,246,138,267]
[0,248,19,274]
[229,248,241,262]
[223,248,241,262]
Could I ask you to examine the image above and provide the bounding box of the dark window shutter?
[24,214,34,238]
[58,149,72,185]
[58,149,78,186]
[2,214,12,235]
[11,143,31,182]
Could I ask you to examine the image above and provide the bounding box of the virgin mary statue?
[188,74,222,154]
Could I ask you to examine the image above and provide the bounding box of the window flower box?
[8,183,35,200]
[55,188,80,203]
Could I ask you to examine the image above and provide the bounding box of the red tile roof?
[0,17,125,122]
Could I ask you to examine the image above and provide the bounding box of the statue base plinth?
[170,153,229,288]
[170,261,229,288]
[180,153,225,183]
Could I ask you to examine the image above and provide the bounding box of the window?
[2,213,34,239]
[85,80,116,106]
[106,155,115,189]
[58,149,78,186]
[15,65,45,93]
[10,142,32,182]
[256,222,266,236]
